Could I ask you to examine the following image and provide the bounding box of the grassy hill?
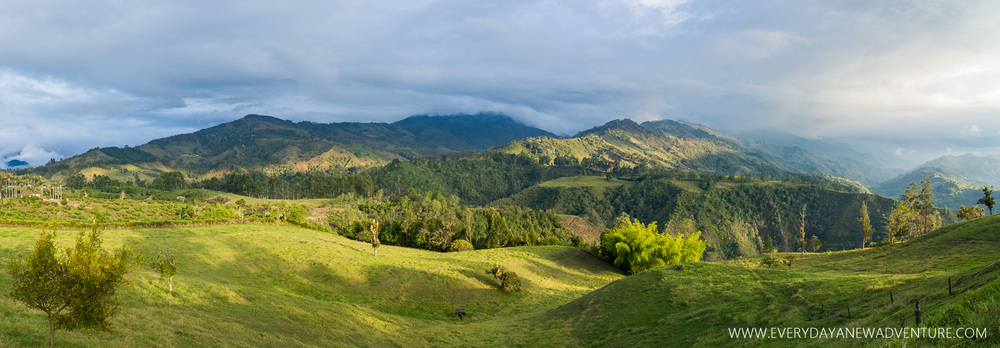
[531,215,1000,347]
[0,224,621,347]
[3,215,996,346]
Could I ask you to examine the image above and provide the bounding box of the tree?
[761,235,775,253]
[600,213,706,274]
[370,219,381,256]
[152,171,187,191]
[486,264,521,292]
[807,235,822,252]
[857,201,873,248]
[887,202,915,243]
[957,205,986,220]
[978,186,995,215]
[8,227,137,347]
[782,254,796,269]
[150,245,177,294]
[798,204,807,254]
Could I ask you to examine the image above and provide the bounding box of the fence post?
[915,301,921,326]
[948,277,952,296]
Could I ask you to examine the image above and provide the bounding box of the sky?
[2,0,999,168]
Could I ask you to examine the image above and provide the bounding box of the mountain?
[872,154,1000,209]
[497,119,803,178]
[29,113,556,181]
[737,131,907,187]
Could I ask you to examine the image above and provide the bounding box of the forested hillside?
[874,154,1000,210]
[27,113,556,182]
[494,174,957,259]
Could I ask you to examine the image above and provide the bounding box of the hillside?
[737,132,906,188]
[496,119,800,178]
[0,224,622,347]
[27,113,556,182]
[3,215,995,346]
[530,214,1000,347]
[873,154,1000,210]
[492,175,926,258]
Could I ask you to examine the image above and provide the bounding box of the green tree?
[978,186,995,215]
[957,205,986,220]
[782,254,796,269]
[807,235,822,252]
[8,228,137,347]
[798,204,807,254]
[600,214,706,274]
[150,245,177,294]
[370,219,381,256]
[761,235,775,253]
[887,202,915,243]
[857,201,873,248]
[486,264,521,292]
[152,171,187,191]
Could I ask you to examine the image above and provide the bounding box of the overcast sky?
[2,0,999,168]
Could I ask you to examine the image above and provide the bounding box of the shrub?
[448,239,474,252]
[486,264,521,292]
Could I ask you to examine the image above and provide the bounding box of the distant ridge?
[29,113,556,181]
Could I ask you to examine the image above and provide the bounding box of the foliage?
[8,227,138,347]
[761,235,775,253]
[957,205,986,220]
[888,176,942,243]
[978,186,995,215]
[448,239,474,252]
[781,254,795,269]
[857,201,873,248]
[759,256,779,268]
[599,214,706,274]
[486,264,522,292]
[152,171,187,191]
[806,235,822,252]
[150,245,177,294]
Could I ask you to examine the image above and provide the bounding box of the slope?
[873,154,1000,210]
[0,224,621,347]
[531,214,1000,347]
[28,113,556,182]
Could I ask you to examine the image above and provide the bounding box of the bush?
[448,239,474,252]
[486,264,521,292]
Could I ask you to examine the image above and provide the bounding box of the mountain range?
[23,112,996,211]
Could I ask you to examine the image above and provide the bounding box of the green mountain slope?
[873,154,1000,210]
[28,113,556,181]
[492,175,929,258]
[530,215,1000,347]
[496,119,800,178]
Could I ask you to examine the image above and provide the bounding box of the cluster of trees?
[194,172,374,200]
[333,190,573,252]
[958,186,994,220]
[598,214,707,274]
[885,174,942,244]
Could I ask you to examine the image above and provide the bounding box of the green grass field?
[1,216,998,347]
[0,224,622,347]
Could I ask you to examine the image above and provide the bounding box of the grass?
[531,215,1000,347]
[2,216,998,346]
[0,224,622,347]
[538,176,628,189]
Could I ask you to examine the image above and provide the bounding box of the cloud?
[1,0,999,161]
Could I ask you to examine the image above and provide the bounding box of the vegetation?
[598,214,706,274]
[149,246,177,294]
[486,264,522,292]
[978,186,994,215]
[7,227,138,347]
[957,205,986,220]
[857,201,873,248]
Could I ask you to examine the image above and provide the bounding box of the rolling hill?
[2,215,996,346]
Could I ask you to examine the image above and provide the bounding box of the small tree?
[957,205,986,220]
[858,201,874,248]
[150,245,177,294]
[761,235,775,253]
[807,235,822,252]
[370,219,380,256]
[782,254,796,269]
[486,264,521,292]
[8,227,137,347]
[759,256,779,268]
[978,186,995,215]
